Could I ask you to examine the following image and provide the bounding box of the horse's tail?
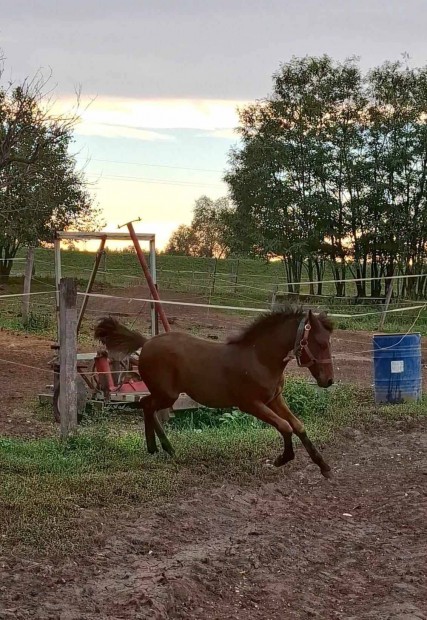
[94,317,147,355]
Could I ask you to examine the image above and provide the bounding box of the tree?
[363,62,427,298]
[225,55,427,298]
[165,196,232,257]
[164,224,199,256]
[0,59,101,282]
[225,56,357,294]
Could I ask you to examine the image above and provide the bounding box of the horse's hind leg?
[138,395,158,454]
[146,394,177,457]
[152,410,175,457]
[270,395,331,478]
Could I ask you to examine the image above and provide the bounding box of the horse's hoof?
[274,452,295,467]
[161,445,175,458]
[147,445,159,455]
[321,467,332,479]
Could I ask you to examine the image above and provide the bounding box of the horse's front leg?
[241,400,295,466]
[269,394,332,478]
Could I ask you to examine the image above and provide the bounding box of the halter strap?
[284,312,332,368]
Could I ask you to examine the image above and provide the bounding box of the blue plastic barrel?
[373,333,422,404]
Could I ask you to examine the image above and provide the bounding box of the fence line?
[0,257,26,262]
[10,255,427,287]
[76,291,282,315]
[0,290,58,299]
[0,287,425,319]
[31,275,57,288]
[212,270,427,289]
[75,290,427,320]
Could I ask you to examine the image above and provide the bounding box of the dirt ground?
[1,290,427,619]
[0,418,426,620]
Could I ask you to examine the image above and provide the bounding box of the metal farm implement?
[39,222,198,422]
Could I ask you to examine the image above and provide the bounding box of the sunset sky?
[2,0,427,248]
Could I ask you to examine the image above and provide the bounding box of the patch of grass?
[168,378,331,431]
[0,424,276,555]
[23,311,53,332]
[1,381,426,557]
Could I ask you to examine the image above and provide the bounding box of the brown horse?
[95,308,334,478]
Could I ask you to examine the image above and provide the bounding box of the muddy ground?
[0,419,426,619]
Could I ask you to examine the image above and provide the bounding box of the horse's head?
[296,310,334,389]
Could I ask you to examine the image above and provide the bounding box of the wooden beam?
[59,278,78,438]
[77,237,106,333]
[127,222,170,332]
[270,284,278,311]
[21,247,34,326]
[39,393,103,411]
[54,238,62,341]
[150,239,158,336]
[56,231,155,241]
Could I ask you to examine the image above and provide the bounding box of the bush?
[283,378,329,419]
[168,378,331,431]
[24,311,52,332]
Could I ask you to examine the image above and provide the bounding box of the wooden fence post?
[59,277,78,438]
[210,258,218,296]
[378,278,394,331]
[21,247,34,326]
[271,284,278,310]
[229,259,239,293]
[102,250,107,286]
[234,259,239,293]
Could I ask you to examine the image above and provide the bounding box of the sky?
[2,0,427,249]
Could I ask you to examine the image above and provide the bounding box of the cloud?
[53,96,247,135]
[74,122,174,141]
[195,128,239,140]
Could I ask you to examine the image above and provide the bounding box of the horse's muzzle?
[317,377,334,388]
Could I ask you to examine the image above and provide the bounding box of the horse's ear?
[308,309,319,326]
[318,310,328,318]
[227,332,242,344]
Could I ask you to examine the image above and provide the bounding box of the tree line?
[3,51,427,299]
[168,56,427,299]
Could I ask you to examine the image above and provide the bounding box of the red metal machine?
[40,222,197,419]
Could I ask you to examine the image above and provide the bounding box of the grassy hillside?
[3,247,427,336]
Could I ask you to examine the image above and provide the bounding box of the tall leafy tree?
[166,196,231,258]
[364,62,427,297]
[164,224,199,256]
[0,61,100,281]
[226,56,361,294]
[226,55,427,299]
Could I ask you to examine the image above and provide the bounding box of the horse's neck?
[252,318,298,368]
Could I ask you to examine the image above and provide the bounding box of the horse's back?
[141,330,224,369]
[138,331,237,406]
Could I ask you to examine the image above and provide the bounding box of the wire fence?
[2,247,427,342]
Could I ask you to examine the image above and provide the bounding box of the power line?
[78,157,223,174]
[86,172,225,188]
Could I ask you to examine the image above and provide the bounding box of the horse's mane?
[227,306,333,345]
